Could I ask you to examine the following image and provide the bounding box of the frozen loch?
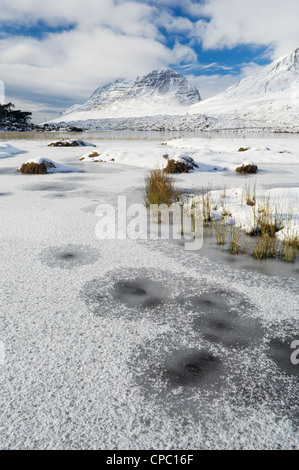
[0,133,298,450]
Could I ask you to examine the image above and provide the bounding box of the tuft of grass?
[201,187,213,224]
[282,233,298,263]
[253,233,278,259]
[229,225,246,254]
[243,179,256,207]
[283,241,297,263]
[164,159,189,174]
[48,139,96,147]
[254,198,282,238]
[88,151,100,158]
[18,160,56,174]
[215,222,226,245]
[145,168,177,207]
[221,185,228,199]
[236,163,258,174]
[164,156,198,174]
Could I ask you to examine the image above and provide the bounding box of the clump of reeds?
[145,168,178,207]
[215,222,227,246]
[229,225,246,254]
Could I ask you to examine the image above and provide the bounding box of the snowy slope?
[188,48,299,129]
[50,69,201,122]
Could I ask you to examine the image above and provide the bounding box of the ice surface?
[0,136,298,450]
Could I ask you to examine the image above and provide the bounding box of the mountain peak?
[189,46,299,122]
[60,69,201,118]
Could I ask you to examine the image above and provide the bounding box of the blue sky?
[0,0,298,122]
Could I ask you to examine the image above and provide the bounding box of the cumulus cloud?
[198,0,299,59]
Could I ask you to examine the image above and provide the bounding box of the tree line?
[0,102,32,127]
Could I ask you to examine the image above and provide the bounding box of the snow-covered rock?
[48,139,95,147]
[17,158,81,174]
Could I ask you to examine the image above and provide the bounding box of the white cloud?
[171,42,198,64]
[198,0,299,59]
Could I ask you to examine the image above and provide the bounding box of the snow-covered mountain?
[49,49,299,132]
[189,48,299,129]
[52,69,201,122]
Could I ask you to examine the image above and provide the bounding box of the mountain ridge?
[57,69,201,120]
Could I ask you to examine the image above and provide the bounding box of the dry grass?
[229,225,246,254]
[48,139,96,147]
[164,156,198,174]
[253,234,278,259]
[88,151,100,158]
[18,161,55,174]
[243,179,256,207]
[253,198,282,237]
[145,168,178,207]
[236,163,258,174]
[215,222,226,245]
[201,188,213,224]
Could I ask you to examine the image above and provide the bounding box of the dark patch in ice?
[0,167,17,175]
[21,182,78,192]
[162,349,222,388]
[39,244,100,269]
[111,279,164,309]
[0,192,13,197]
[43,192,69,199]
[81,268,189,319]
[268,338,299,377]
[189,290,262,349]
[131,339,227,420]
[83,276,166,317]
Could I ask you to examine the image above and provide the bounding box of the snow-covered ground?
[0,135,298,450]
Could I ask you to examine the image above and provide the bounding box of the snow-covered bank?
[0,143,23,159]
